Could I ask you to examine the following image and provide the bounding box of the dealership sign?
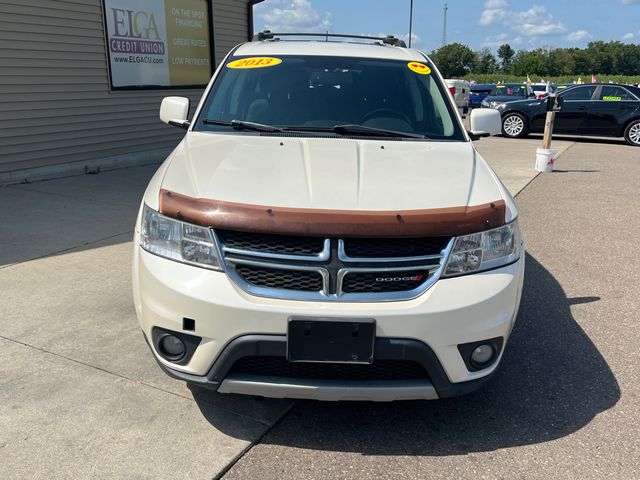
[104,0,212,88]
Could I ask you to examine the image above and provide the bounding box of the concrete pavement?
[474,135,574,195]
[0,166,294,480]
[3,135,636,479]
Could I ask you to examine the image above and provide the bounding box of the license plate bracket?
[287,318,375,364]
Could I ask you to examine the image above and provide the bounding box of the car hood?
[484,95,528,103]
[159,132,505,211]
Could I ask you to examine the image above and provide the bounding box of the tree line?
[431,41,640,81]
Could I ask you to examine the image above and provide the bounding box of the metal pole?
[408,0,414,47]
[442,3,448,46]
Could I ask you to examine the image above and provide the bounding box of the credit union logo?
[109,8,165,55]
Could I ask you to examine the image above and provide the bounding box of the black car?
[495,84,640,146]
[481,83,535,108]
[551,83,576,93]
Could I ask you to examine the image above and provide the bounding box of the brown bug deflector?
[159,189,506,237]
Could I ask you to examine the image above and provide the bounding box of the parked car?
[445,79,470,114]
[496,84,640,146]
[482,83,535,108]
[551,83,575,93]
[531,83,551,99]
[133,32,524,402]
[469,83,495,108]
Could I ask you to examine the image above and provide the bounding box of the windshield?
[194,55,464,141]
[490,85,528,97]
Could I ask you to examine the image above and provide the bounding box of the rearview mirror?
[469,108,501,139]
[160,97,190,129]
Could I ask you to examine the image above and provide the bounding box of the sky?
[253,0,640,52]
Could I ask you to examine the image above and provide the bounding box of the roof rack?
[251,31,407,48]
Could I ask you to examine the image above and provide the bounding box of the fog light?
[471,344,494,366]
[159,334,185,359]
[458,337,503,372]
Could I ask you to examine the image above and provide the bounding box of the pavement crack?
[0,334,195,401]
[514,171,542,198]
[213,401,297,480]
[0,334,277,427]
[0,231,134,270]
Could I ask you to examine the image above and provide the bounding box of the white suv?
[133,33,524,401]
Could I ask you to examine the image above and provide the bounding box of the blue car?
[469,84,495,108]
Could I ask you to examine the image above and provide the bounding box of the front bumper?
[150,334,498,401]
[133,245,525,399]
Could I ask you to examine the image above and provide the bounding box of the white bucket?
[535,148,557,173]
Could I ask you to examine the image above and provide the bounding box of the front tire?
[501,112,529,138]
[624,119,640,146]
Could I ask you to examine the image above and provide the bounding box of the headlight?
[444,220,521,277]
[140,204,222,271]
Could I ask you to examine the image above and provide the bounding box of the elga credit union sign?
[104,0,212,88]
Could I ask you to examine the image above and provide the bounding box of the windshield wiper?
[202,119,283,132]
[332,124,426,139]
[201,120,425,138]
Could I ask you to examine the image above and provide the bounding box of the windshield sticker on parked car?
[603,96,622,101]
[227,57,282,69]
[407,62,431,75]
[496,85,505,88]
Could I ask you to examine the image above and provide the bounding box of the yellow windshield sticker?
[227,57,282,69]
[603,96,621,101]
[407,62,431,75]
[496,85,506,88]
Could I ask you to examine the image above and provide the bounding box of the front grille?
[230,356,429,381]
[218,230,453,301]
[343,237,449,258]
[234,264,323,292]
[216,230,324,256]
[342,269,433,293]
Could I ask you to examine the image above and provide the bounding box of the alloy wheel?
[503,115,524,137]
[629,123,640,145]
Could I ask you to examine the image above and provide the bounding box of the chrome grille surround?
[214,231,454,302]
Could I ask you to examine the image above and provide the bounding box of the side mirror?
[469,108,501,139]
[160,97,190,129]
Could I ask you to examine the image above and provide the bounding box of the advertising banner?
[104,0,212,88]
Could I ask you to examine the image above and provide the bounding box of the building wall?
[213,0,252,63]
[0,0,257,184]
